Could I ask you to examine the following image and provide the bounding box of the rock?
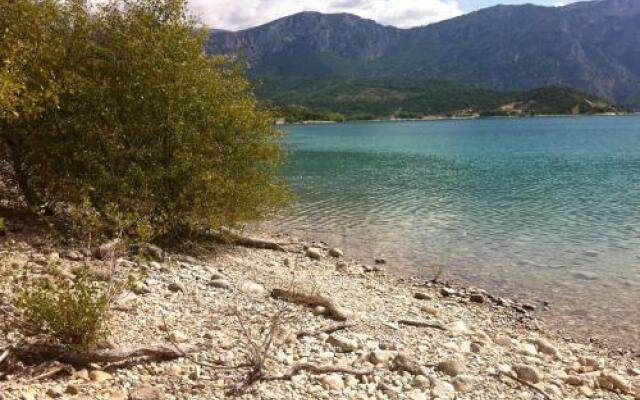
[66,250,84,261]
[46,388,64,398]
[518,343,538,356]
[328,248,343,258]
[327,334,358,353]
[447,320,469,335]
[452,375,474,392]
[374,258,386,264]
[406,389,427,400]
[209,279,231,290]
[598,372,630,394]
[95,238,121,259]
[440,287,456,297]
[167,282,185,292]
[579,386,594,397]
[469,293,485,303]
[431,380,455,399]
[169,330,188,343]
[129,384,165,400]
[437,359,465,377]
[132,282,151,295]
[66,385,81,395]
[565,375,584,386]
[20,392,36,400]
[512,364,542,384]
[240,281,266,296]
[306,248,322,259]
[108,391,127,400]
[391,353,428,376]
[210,272,226,280]
[412,375,431,389]
[89,370,112,383]
[145,244,164,262]
[369,350,395,365]
[320,374,344,390]
[414,292,433,300]
[531,338,560,358]
[420,305,438,316]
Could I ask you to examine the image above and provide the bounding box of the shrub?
[16,271,111,351]
[0,0,289,239]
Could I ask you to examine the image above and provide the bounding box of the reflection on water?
[274,117,640,348]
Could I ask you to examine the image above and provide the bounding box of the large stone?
[328,248,344,258]
[512,364,543,384]
[437,359,465,377]
[167,282,185,292]
[88,370,112,383]
[531,338,560,358]
[327,334,358,353]
[129,384,164,400]
[169,330,188,343]
[598,372,631,394]
[209,279,231,290]
[431,380,455,399]
[320,374,344,390]
[145,244,164,262]
[306,247,322,259]
[240,281,266,296]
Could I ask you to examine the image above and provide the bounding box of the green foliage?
[260,77,620,121]
[16,271,111,351]
[0,217,5,235]
[0,0,289,238]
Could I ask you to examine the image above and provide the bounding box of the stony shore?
[1,231,639,400]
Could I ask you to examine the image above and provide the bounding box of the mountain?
[207,0,640,108]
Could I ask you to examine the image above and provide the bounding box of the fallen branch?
[10,343,200,367]
[297,322,356,338]
[263,363,374,381]
[270,289,349,321]
[208,229,288,252]
[398,319,446,330]
[500,371,551,400]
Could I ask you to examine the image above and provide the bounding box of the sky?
[188,0,565,31]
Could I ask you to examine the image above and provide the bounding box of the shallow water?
[273,116,640,348]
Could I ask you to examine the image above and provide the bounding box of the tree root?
[297,322,356,338]
[398,319,446,330]
[270,289,349,321]
[7,343,201,368]
[500,371,551,400]
[263,363,374,381]
[208,229,288,252]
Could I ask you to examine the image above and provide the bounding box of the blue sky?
[189,0,570,31]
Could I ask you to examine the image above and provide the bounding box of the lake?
[273,116,640,348]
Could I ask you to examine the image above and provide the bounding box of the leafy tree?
[0,0,289,238]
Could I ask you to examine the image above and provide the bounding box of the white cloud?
[187,0,463,31]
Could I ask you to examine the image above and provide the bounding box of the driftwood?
[209,229,288,252]
[398,319,446,330]
[9,343,200,367]
[270,289,349,321]
[297,322,356,338]
[500,371,552,400]
[263,363,373,381]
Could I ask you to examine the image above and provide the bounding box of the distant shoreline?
[278,112,640,126]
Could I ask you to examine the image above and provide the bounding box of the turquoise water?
[275,116,640,347]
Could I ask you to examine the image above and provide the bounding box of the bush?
[0,0,289,238]
[16,271,111,351]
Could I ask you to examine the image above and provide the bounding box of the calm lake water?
[274,116,640,348]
